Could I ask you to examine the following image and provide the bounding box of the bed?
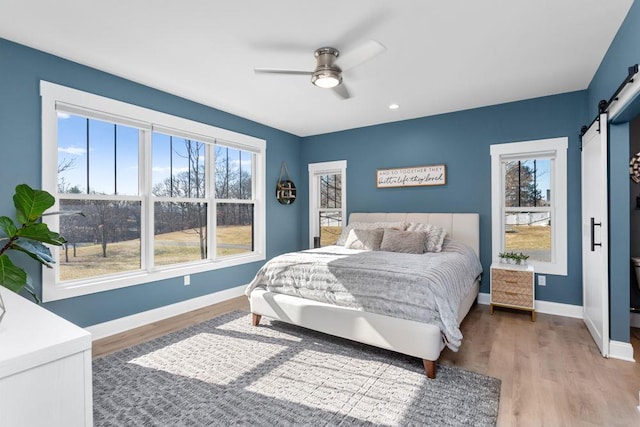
[245,212,481,378]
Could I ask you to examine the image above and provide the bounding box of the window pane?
[154,202,208,266]
[504,159,551,208]
[57,114,139,196]
[215,146,253,199]
[319,211,342,246]
[58,199,142,281]
[152,133,206,198]
[320,174,342,208]
[216,203,253,256]
[504,211,551,262]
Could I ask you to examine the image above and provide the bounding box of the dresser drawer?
[491,269,533,296]
[492,290,534,309]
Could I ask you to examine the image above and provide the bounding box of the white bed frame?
[248,212,480,378]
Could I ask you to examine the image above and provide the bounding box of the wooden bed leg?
[251,313,261,326]
[423,359,436,379]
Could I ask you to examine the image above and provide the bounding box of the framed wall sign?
[376,164,446,188]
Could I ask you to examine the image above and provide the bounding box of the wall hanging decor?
[276,161,297,204]
[376,164,446,188]
[630,152,640,183]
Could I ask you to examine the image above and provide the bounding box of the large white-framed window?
[490,137,568,275]
[40,81,266,302]
[308,160,347,248]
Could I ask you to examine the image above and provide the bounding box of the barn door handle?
[590,217,602,251]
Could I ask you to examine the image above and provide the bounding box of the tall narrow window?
[491,138,567,275]
[308,161,347,247]
[214,145,255,257]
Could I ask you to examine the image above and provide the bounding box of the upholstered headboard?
[348,212,480,256]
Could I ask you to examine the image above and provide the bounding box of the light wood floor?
[93,299,640,426]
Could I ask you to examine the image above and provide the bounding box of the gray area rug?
[93,311,500,426]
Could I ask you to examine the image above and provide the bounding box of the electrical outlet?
[184,275,190,286]
[538,275,546,286]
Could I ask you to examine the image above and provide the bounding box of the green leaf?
[17,223,67,246]
[0,254,28,293]
[0,216,17,238]
[13,184,55,224]
[11,240,55,267]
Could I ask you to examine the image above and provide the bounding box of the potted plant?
[515,252,530,265]
[0,184,68,318]
[498,251,530,265]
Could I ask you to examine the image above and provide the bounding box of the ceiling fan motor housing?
[312,47,342,88]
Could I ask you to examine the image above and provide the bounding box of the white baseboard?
[631,312,640,328]
[609,340,636,362]
[478,292,583,318]
[85,285,246,341]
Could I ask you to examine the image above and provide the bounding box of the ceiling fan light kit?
[311,47,342,88]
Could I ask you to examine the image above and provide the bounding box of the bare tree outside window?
[503,158,552,262]
[319,173,342,246]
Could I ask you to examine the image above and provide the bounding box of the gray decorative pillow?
[406,222,448,252]
[336,221,407,245]
[344,228,384,250]
[379,229,428,254]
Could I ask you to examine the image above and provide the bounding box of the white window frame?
[308,160,347,248]
[490,137,568,275]
[40,81,266,302]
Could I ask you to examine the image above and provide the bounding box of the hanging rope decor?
[276,161,297,205]
[630,152,640,183]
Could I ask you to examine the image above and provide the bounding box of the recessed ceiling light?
[389,103,400,110]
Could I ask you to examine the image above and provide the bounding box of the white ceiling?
[0,1,634,136]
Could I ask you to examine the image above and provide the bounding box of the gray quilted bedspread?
[245,239,482,351]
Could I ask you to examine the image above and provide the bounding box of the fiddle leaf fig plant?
[0,184,67,303]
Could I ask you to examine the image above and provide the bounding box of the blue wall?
[301,91,588,304]
[0,38,303,327]
[587,0,640,342]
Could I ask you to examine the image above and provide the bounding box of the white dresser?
[0,288,92,427]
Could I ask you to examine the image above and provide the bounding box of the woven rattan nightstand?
[490,263,535,321]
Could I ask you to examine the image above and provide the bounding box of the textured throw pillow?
[406,222,448,252]
[379,229,428,254]
[344,228,384,250]
[336,221,407,245]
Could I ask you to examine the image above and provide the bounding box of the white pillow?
[344,228,384,250]
[406,222,447,252]
[336,221,407,246]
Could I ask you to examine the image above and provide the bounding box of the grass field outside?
[505,225,551,261]
[320,226,342,246]
[59,225,253,281]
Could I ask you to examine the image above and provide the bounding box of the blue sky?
[57,113,252,197]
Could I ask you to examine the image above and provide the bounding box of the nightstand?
[490,262,535,321]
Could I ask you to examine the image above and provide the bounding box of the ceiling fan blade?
[338,40,386,72]
[332,84,350,100]
[254,68,313,75]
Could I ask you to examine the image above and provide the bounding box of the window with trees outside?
[490,137,567,275]
[40,81,265,301]
[308,161,347,248]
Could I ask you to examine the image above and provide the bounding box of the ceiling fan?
[254,40,386,100]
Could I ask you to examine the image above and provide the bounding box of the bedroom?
[0,1,639,426]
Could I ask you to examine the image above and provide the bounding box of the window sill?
[42,253,265,302]
[526,260,567,276]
